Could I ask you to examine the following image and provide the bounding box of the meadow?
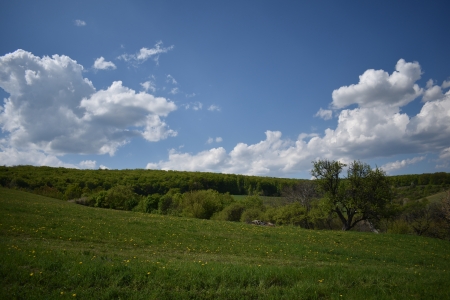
[1,187,450,299]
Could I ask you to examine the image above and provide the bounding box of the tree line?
[0,165,301,199]
[1,163,450,240]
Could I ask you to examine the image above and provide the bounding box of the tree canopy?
[311,160,393,231]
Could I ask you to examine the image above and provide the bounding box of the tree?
[311,159,393,231]
[282,180,318,210]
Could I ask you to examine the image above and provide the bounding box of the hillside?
[1,188,450,299]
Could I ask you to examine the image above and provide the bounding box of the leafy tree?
[64,184,82,200]
[311,160,393,231]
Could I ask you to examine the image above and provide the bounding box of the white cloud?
[166,74,177,85]
[93,57,116,70]
[74,19,86,26]
[141,80,156,93]
[169,87,179,95]
[99,165,109,170]
[207,105,221,111]
[184,102,203,110]
[442,79,450,89]
[0,145,77,168]
[381,156,425,172]
[314,108,332,120]
[119,41,173,65]
[0,50,177,161]
[79,160,96,169]
[207,137,223,144]
[147,60,450,176]
[332,59,422,109]
[439,147,450,160]
[185,93,196,98]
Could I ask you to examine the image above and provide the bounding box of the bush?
[64,184,82,200]
[181,190,225,219]
[272,203,307,226]
[91,186,138,210]
[387,219,411,234]
[240,208,264,223]
[158,189,183,215]
[134,193,160,213]
[212,202,245,222]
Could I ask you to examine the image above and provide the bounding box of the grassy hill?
[1,187,450,299]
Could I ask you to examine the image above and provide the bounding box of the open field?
[1,187,450,299]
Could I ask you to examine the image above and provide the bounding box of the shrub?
[158,190,183,215]
[181,190,225,219]
[64,184,82,200]
[212,202,245,222]
[387,219,411,234]
[272,203,307,226]
[134,193,160,213]
[241,195,265,211]
[240,208,264,223]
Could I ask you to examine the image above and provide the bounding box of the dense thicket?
[0,165,301,199]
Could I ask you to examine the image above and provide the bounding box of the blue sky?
[0,0,449,178]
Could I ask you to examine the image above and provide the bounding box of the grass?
[424,190,448,203]
[1,187,450,299]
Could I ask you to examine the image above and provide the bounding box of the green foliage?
[180,189,228,219]
[312,160,393,231]
[240,208,265,223]
[91,186,141,211]
[212,202,245,222]
[241,195,265,210]
[64,184,82,200]
[271,203,307,226]
[0,166,301,199]
[33,185,64,199]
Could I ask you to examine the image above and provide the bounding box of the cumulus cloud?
[381,156,425,172]
[93,57,116,70]
[74,19,86,26]
[79,160,96,169]
[315,108,332,120]
[0,145,78,168]
[207,105,221,111]
[119,41,173,65]
[147,59,450,176]
[0,50,177,160]
[442,79,450,89]
[332,59,422,109]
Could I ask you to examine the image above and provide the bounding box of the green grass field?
[1,187,450,299]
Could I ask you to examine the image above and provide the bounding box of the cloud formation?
[0,50,177,158]
[315,108,332,120]
[148,59,450,176]
[207,137,223,144]
[93,57,116,70]
[119,41,173,65]
[74,19,86,26]
[381,156,425,172]
[207,105,221,111]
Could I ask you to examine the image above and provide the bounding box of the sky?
[0,0,449,179]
